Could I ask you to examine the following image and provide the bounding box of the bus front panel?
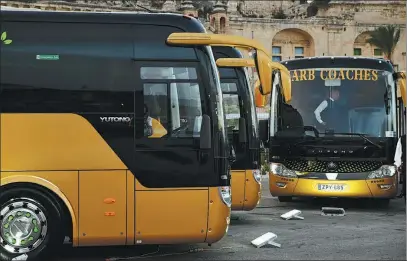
[268,57,399,200]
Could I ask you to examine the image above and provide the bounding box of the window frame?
[374,48,383,56]
[220,80,243,131]
[353,48,362,56]
[294,46,304,56]
[272,46,282,62]
[135,61,208,145]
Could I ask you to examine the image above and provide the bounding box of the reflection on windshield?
[282,68,396,137]
[221,83,240,131]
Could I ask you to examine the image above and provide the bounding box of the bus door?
[132,60,214,244]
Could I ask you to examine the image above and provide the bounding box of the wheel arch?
[0,175,78,246]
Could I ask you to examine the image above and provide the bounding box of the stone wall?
[1,0,405,71]
[224,0,406,71]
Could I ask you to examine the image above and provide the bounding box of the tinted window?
[141,66,203,138]
[218,68,237,78]
[0,22,134,113]
[132,25,197,60]
[143,83,168,137]
[221,82,240,131]
[141,67,197,80]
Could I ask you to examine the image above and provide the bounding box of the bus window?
[143,83,168,138]
[170,82,203,138]
[140,66,203,138]
[221,82,240,132]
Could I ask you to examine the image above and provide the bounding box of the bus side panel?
[78,170,127,246]
[134,179,208,244]
[206,187,230,244]
[0,113,127,171]
[0,171,79,244]
[126,171,135,245]
[231,170,246,210]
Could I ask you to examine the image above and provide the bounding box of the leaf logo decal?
[1,31,13,45]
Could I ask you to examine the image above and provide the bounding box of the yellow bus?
[263,56,403,205]
[0,10,279,261]
[212,47,262,211]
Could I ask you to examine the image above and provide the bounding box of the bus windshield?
[288,68,397,137]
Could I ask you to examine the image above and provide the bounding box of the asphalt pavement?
[56,176,406,260]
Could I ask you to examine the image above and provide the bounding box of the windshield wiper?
[286,126,321,146]
[332,132,382,149]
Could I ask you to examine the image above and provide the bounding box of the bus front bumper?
[231,170,261,211]
[269,173,398,199]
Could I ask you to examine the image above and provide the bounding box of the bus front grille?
[283,160,382,173]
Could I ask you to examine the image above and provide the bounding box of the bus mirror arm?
[239,117,247,144]
[200,114,212,149]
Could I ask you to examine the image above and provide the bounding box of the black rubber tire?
[375,198,390,208]
[0,187,64,261]
[278,196,293,202]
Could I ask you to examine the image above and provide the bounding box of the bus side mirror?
[254,81,267,108]
[395,71,406,107]
[259,119,269,145]
[239,117,247,144]
[253,50,272,95]
[200,114,212,149]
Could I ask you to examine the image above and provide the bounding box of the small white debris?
[251,232,281,248]
[280,209,304,220]
[321,207,346,216]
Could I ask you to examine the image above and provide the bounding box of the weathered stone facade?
[2,0,406,71]
[225,1,406,72]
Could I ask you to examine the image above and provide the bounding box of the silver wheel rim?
[0,198,48,254]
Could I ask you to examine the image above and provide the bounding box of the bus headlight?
[367,165,396,179]
[219,186,231,208]
[253,169,262,183]
[270,163,297,178]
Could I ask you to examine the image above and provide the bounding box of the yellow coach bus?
[212,47,262,211]
[0,9,281,261]
[265,56,404,205]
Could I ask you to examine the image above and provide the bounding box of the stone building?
[2,0,406,70]
[218,0,406,72]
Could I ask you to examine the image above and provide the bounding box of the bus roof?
[213,47,245,79]
[281,56,395,72]
[212,46,244,60]
[0,10,206,33]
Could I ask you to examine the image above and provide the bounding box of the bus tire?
[278,196,293,202]
[0,187,64,261]
[375,198,390,208]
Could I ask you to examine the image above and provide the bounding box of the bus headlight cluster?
[219,186,232,208]
[253,169,262,183]
[270,163,297,178]
[367,165,396,179]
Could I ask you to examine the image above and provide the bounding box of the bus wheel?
[0,188,63,261]
[278,196,293,202]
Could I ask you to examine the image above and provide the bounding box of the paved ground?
[57,177,406,260]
